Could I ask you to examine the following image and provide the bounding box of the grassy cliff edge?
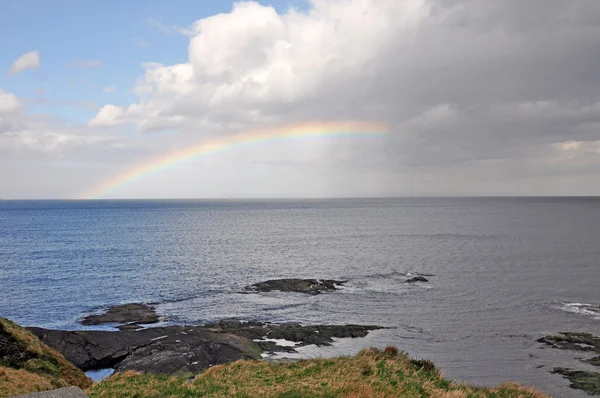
[0,317,92,397]
[88,347,546,398]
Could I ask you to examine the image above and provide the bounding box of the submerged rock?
[406,276,429,283]
[246,278,346,294]
[551,368,600,396]
[80,303,159,326]
[539,332,600,395]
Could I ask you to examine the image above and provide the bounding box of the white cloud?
[103,86,117,93]
[92,0,429,131]
[5,1,600,198]
[0,89,24,114]
[8,51,41,76]
[88,104,125,126]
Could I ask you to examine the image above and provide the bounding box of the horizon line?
[2,195,600,201]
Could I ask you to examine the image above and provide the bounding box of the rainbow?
[82,120,389,199]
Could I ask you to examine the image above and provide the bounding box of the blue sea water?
[1,198,599,396]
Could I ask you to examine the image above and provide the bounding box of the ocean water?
[1,198,599,397]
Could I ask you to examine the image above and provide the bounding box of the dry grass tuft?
[383,345,399,357]
[0,367,55,397]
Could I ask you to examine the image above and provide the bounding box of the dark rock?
[246,279,346,295]
[203,320,385,347]
[115,332,260,374]
[116,323,144,331]
[406,276,428,283]
[537,332,600,360]
[552,368,600,395]
[28,325,261,374]
[80,303,159,326]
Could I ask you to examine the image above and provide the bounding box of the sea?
[1,198,599,397]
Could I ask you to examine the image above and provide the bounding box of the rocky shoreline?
[26,284,388,376]
[28,321,385,375]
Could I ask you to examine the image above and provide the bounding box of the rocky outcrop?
[246,279,346,294]
[27,326,261,374]
[405,276,429,283]
[203,320,384,347]
[79,303,159,328]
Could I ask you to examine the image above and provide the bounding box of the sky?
[1,0,600,199]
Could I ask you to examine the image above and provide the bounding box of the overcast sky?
[1,0,600,199]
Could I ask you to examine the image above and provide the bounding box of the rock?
[115,331,260,374]
[27,325,262,374]
[246,278,346,294]
[12,387,89,398]
[406,276,428,283]
[537,332,600,357]
[80,303,159,326]
[116,323,144,331]
[552,368,600,395]
[203,320,385,347]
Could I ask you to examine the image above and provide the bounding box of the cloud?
[103,86,117,93]
[8,51,41,76]
[147,17,193,36]
[69,59,102,68]
[88,104,125,126]
[85,0,600,196]
[0,88,134,157]
[0,89,24,114]
[6,0,600,198]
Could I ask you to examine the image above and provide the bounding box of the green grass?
[88,347,547,398]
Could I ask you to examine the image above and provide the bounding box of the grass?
[88,347,547,398]
[0,317,92,398]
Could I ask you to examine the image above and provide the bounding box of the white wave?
[254,338,300,347]
[555,302,600,320]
